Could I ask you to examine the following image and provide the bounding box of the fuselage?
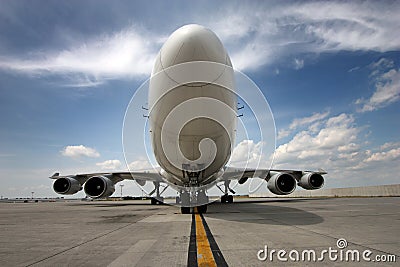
[148,24,237,187]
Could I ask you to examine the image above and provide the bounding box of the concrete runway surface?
[0,197,399,266]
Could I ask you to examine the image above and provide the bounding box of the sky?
[0,0,399,198]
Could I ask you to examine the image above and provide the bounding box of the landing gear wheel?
[181,207,191,214]
[175,196,181,204]
[227,195,234,203]
[151,197,164,205]
[197,205,208,213]
[221,194,227,203]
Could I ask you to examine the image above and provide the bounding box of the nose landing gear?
[179,189,209,214]
[217,180,235,203]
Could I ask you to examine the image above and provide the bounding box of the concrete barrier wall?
[250,184,400,198]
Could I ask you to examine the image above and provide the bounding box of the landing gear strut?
[150,181,165,205]
[220,181,234,203]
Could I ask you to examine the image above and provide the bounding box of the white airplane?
[50,24,326,214]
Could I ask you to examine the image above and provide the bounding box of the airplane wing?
[221,166,327,182]
[220,166,327,194]
[49,168,164,198]
[221,167,269,184]
[50,169,163,183]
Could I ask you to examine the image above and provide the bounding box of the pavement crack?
[25,213,156,267]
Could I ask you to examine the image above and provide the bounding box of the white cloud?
[293,58,304,70]
[274,113,359,165]
[357,66,400,112]
[290,111,330,130]
[364,147,400,162]
[289,2,400,52]
[61,145,100,159]
[380,142,400,150]
[277,129,291,140]
[207,1,400,71]
[0,26,162,86]
[348,66,360,73]
[370,58,394,73]
[277,111,330,140]
[96,159,121,170]
[338,143,360,153]
[128,159,152,170]
[229,140,271,168]
[308,121,323,134]
[270,110,400,187]
[1,1,398,82]
[228,113,400,188]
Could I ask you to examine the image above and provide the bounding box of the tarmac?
[0,197,399,266]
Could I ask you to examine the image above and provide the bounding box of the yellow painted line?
[195,211,217,267]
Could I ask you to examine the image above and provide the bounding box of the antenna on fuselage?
[142,103,149,118]
[237,102,244,117]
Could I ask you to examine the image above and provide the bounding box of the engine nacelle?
[298,172,324,190]
[135,179,146,187]
[53,177,82,195]
[267,172,296,195]
[84,176,115,198]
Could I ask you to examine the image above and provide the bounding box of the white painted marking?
[108,239,156,267]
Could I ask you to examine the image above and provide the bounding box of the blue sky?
[0,0,399,198]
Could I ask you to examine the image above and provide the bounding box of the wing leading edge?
[221,166,327,195]
[50,169,164,198]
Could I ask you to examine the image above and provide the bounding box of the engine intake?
[298,173,324,190]
[53,177,81,195]
[267,172,296,195]
[84,176,115,198]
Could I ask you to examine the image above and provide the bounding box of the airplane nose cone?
[155,24,231,73]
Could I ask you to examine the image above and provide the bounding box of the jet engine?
[84,176,115,198]
[298,172,324,190]
[267,172,296,195]
[53,177,82,195]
